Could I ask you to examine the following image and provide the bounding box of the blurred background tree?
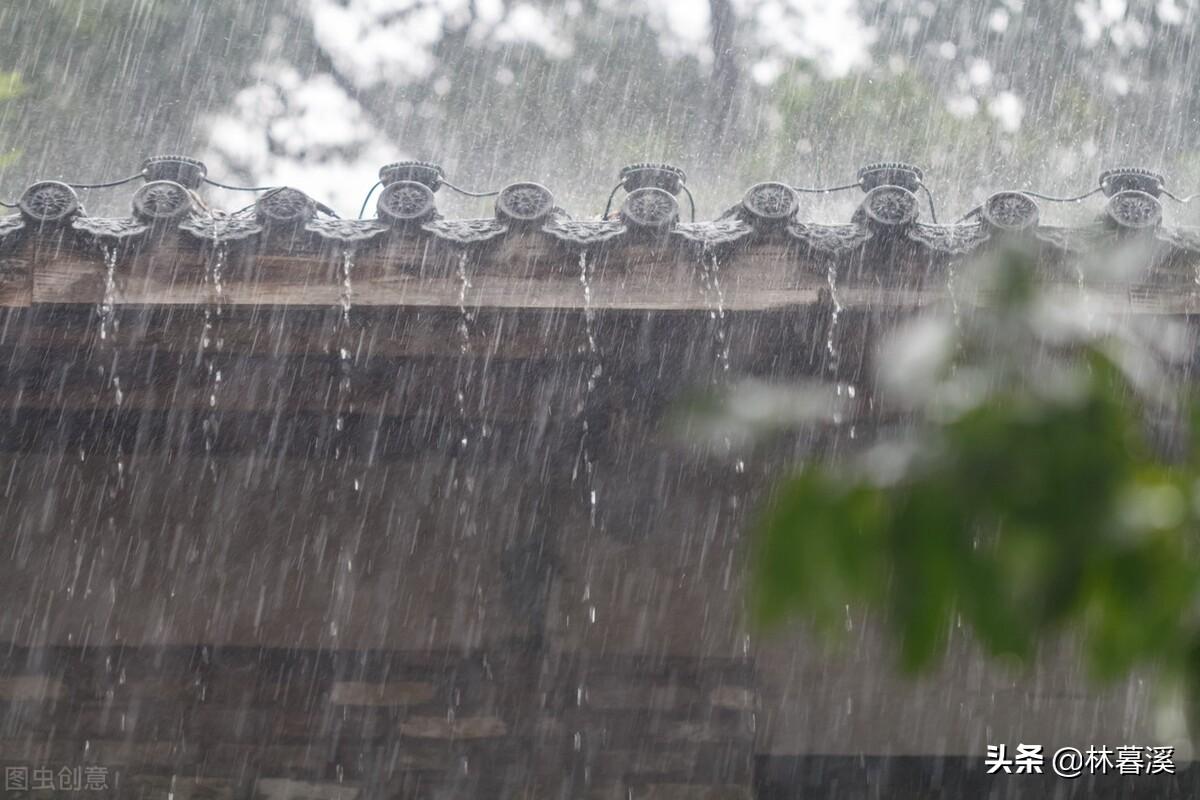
[0,0,268,191]
[0,71,23,171]
[0,0,1197,218]
[704,243,1200,741]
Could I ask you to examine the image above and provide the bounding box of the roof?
[2,157,1199,314]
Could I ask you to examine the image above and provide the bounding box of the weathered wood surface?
[4,226,1200,312]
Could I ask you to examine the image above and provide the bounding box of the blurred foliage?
[749,69,1002,188]
[0,0,270,186]
[1,0,1198,217]
[745,247,1200,722]
[0,71,24,169]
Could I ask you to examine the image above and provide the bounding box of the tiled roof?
[2,157,1198,268]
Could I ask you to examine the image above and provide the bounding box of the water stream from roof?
[825,260,848,426]
[700,249,745,472]
[201,241,227,466]
[455,250,473,451]
[576,250,600,529]
[98,244,119,344]
[701,250,731,378]
[574,253,601,788]
[339,247,354,328]
[336,248,355,438]
[946,257,962,337]
[97,244,125,501]
[329,237,360,646]
[97,243,122,412]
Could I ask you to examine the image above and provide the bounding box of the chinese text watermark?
[985,744,1176,778]
[4,765,110,792]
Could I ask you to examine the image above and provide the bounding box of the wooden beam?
[5,226,1199,313]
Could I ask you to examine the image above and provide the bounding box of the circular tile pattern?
[741,182,799,223]
[495,182,554,224]
[141,156,207,189]
[377,181,437,225]
[859,185,919,229]
[1105,190,1162,230]
[379,161,444,191]
[132,180,193,222]
[857,162,924,193]
[1099,167,1163,198]
[18,181,80,224]
[256,188,317,226]
[620,187,680,231]
[619,163,687,194]
[982,191,1040,231]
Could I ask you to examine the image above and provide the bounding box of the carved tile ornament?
[6,163,1200,266]
[19,181,80,224]
[787,218,988,257]
[379,160,444,191]
[787,222,874,254]
[179,212,264,243]
[857,161,924,193]
[741,182,799,224]
[981,192,1040,232]
[141,155,207,189]
[854,185,920,230]
[306,218,389,243]
[1104,190,1163,230]
[378,181,437,225]
[72,180,197,242]
[495,182,555,224]
[132,181,194,223]
[675,219,754,247]
[620,188,679,231]
[421,218,508,244]
[179,212,389,245]
[542,219,626,246]
[619,163,687,194]
[1100,167,1164,198]
[907,223,990,254]
[257,188,316,226]
[72,216,150,241]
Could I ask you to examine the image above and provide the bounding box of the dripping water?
[450,250,478,541]
[580,251,598,357]
[943,256,967,410]
[700,250,743,471]
[455,250,473,450]
[575,250,601,528]
[97,244,124,497]
[340,247,354,327]
[335,248,355,440]
[700,251,731,377]
[824,261,842,377]
[99,245,119,344]
[201,241,227,466]
[331,248,364,521]
[946,258,962,336]
[825,261,850,426]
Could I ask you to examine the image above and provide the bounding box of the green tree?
[0,0,269,196]
[0,71,24,171]
[741,246,1200,732]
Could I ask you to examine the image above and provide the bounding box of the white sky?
[200,0,1195,212]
